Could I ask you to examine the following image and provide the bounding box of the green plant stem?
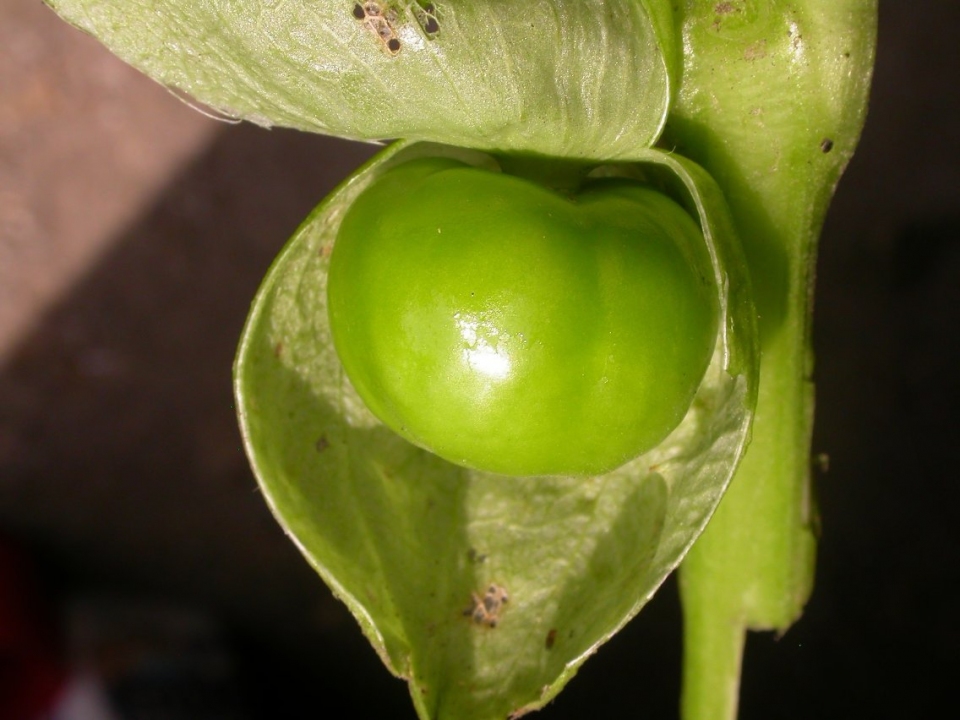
[680,587,746,720]
[679,319,817,720]
[667,3,877,718]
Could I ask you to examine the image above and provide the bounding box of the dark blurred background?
[0,1,956,718]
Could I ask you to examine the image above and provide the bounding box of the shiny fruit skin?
[328,157,718,476]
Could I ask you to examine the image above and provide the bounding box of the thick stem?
[679,323,816,720]
[666,3,877,718]
[679,583,745,720]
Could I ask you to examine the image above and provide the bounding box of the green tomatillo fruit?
[327,157,719,476]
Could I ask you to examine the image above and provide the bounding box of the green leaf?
[46,0,677,160]
[234,140,758,719]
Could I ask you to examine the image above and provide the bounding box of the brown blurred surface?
[0,0,392,708]
[0,1,958,717]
